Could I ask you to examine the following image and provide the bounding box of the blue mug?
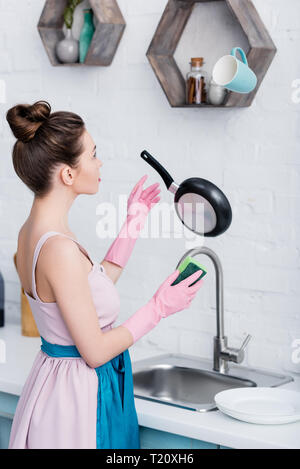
[212,47,257,94]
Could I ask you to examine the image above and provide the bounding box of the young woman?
[6,100,204,449]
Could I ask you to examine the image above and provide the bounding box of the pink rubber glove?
[103,175,160,268]
[121,269,204,344]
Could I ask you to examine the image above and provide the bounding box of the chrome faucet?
[176,246,251,374]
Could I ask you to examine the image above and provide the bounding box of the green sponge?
[171,256,207,287]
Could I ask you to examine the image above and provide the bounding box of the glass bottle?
[186,57,208,105]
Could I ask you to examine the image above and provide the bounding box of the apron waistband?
[40,336,125,373]
[41,337,81,358]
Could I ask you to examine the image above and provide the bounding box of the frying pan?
[140,150,232,237]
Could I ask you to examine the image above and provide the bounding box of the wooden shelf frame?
[37,0,126,66]
[146,0,277,108]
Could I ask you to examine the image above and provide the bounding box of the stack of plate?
[214,388,300,424]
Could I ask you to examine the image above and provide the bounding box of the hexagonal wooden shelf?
[146,0,277,107]
[38,0,126,66]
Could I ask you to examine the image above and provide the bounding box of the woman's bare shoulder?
[19,222,81,272]
[40,235,80,263]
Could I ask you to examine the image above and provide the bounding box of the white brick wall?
[0,0,299,375]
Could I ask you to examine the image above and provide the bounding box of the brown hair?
[6,100,85,198]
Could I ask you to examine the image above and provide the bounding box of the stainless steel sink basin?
[132,353,294,412]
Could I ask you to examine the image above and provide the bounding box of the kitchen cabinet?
[139,426,229,449]
[0,417,12,449]
[0,391,16,450]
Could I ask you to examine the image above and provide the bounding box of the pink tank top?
[24,231,120,345]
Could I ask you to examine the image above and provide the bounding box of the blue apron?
[40,337,140,449]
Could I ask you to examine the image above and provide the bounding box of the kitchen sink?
[132,353,294,412]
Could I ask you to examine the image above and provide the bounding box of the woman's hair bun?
[6,100,51,143]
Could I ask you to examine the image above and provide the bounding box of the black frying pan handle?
[140,150,174,189]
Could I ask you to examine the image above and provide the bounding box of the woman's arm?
[43,236,203,368]
[100,176,160,284]
[99,211,147,284]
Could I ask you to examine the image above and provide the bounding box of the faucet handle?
[219,333,252,365]
[236,334,252,363]
[239,334,252,353]
[222,333,252,364]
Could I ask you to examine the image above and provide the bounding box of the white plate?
[216,403,300,424]
[214,387,300,425]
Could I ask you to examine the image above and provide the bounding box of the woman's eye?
[93,153,97,158]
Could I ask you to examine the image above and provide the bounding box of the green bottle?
[79,8,95,63]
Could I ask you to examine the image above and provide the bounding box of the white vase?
[55,29,79,64]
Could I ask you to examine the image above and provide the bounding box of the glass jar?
[186,57,208,105]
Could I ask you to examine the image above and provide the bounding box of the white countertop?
[1,323,300,449]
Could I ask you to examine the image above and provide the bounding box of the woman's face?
[73,129,103,195]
